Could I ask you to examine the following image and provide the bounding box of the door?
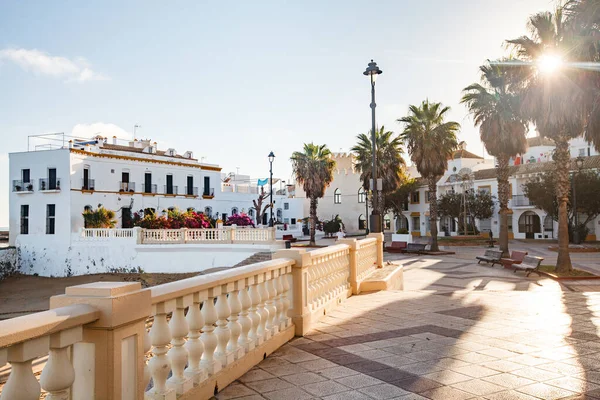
[122,172,129,191]
[83,168,89,189]
[204,177,210,195]
[48,168,57,190]
[187,176,194,195]
[145,173,152,193]
[22,169,30,184]
[166,175,173,194]
[122,207,132,228]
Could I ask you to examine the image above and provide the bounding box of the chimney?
[68,140,73,149]
[113,136,117,145]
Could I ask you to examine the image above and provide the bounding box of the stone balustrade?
[0,234,385,399]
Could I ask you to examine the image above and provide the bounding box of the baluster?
[214,289,234,367]
[227,284,245,359]
[185,292,208,384]
[148,303,175,399]
[1,337,48,400]
[40,328,82,400]
[248,277,263,347]
[167,298,192,394]
[143,328,151,390]
[265,273,279,335]
[281,268,291,328]
[274,272,284,330]
[238,281,255,352]
[256,278,271,341]
[200,292,221,375]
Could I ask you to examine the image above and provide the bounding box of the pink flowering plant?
[133,208,212,229]
[224,213,255,227]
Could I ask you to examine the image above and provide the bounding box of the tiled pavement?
[217,255,600,400]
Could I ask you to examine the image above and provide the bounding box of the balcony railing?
[185,186,198,196]
[203,187,215,197]
[81,178,95,191]
[142,183,158,194]
[0,235,385,399]
[510,194,532,207]
[119,181,135,192]
[12,180,34,192]
[39,178,61,191]
[164,185,178,195]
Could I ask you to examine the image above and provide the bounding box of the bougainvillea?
[224,213,255,227]
[133,208,212,229]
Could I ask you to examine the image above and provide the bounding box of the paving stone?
[451,379,506,396]
[245,378,295,393]
[346,360,391,373]
[262,387,314,400]
[239,369,277,383]
[262,363,309,377]
[423,370,473,385]
[482,390,541,400]
[510,366,564,382]
[391,376,443,393]
[516,382,578,399]
[301,380,350,397]
[217,383,259,399]
[296,358,338,371]
[451,365,502,378]
[281,372,329,386]
[481,373,535,389]
[315,365,360,379]
[419,385,476,400]
[322,391,374,400]
[481,360,526,373]
[335,374,385,389]
[545,376,600,394]
[365,368,414,383]
[358,383,411,399]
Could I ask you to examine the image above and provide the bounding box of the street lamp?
[268,151,275,227]
[572,156,585,244]
[363,59,383,233]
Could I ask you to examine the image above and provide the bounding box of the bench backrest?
[391,241,407,249]
[510,250,528,262]
[522,255,543,267]
[484,250,503,259]
[407,243,426,250]
[283,235,293,240]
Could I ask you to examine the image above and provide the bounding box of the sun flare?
[538,54,563,74]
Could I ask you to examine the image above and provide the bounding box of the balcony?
[81,179,95,191]
[39,178,61,191]
[184,186,198,196]
[12,180,34,193]
[164,185,178,195]
[510,194,533,207]
[203,187,215,199]
[142,183,158,194]
[119,182,135,193]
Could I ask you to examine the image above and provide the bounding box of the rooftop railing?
[510,194,532,207]
[0,234,384,399]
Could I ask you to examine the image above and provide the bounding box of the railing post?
[230,224,237,243]
[181,228,188,243]
[0,336,47,400]
[273,249,312,336]
[368,232,384,267]
[338,239,359,295]
[133,227,143,244]
[50,282,151,400]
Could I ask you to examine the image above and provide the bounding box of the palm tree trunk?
[554,136,572,273]
[497,154,510,257]
[309,197,318,246]
[428,176,440,252]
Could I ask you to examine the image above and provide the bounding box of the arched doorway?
[396,215,409,232]
[543,215,554,238]
[518,211,541,239]
[358,214,366,230]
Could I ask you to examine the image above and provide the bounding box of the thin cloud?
[0,48,108,82]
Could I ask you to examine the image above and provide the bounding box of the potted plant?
[41,181,46,190]
[15,185,21,191]
[56,181,61,190]
[26,184,33,191]
[129,188,134,193]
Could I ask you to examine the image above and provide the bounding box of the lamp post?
[363,59,383,233]
[268,151,275,227]
[572,156,585,244]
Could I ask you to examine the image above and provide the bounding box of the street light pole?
[573,156,585,244]
[268,151,275,227]
[363,60,383,233]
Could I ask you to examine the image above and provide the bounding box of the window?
[425,191,430,203]
[334,188,341,204]
[248,209,254,217]
[291,218,296,225]
[144,172,152,193]
[203,177,211,196]
[276,208,283,220]
[358,188,366,203]
[579,148,586,157]
[204,206,212,217]
[508,183,513,199]
[384,215,391,230]
[20,205,29,234]
[412,216,421,231]
[425,216,430,232]
[358,214,366,230]
[232,207,239,215]
[46,204,56,234]
[411,191,420,204]
[48,168,57,190]
[222,213,228,221]
[284,202,289,210]
[83,166,90,190]
[166,174,174,194]
[22,169,30,184]
[187,176,194,195]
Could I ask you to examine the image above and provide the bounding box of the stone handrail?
[78,227,135,240]
[0,234,385,399]
[0,304,100,400]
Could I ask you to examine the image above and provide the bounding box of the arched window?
[334,188,341,204]
[358,188,366,203]
[358,214,366,230]
[276,208,283,220]
[248,209,254,217]
[232,207,239,215]
[204,206,212,217]
[384,215,391,230]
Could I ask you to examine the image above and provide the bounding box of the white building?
[320,138,600,241]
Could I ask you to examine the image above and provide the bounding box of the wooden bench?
[386,241,407,253]
[402,243,427,255]
[512,255,544,277]
[476,249,503,266]
[282,234,297,242]
[500,250,528,269]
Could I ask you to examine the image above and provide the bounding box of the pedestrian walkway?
[219,254,600,399]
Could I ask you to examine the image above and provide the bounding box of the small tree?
[252,186,271,225]
[523,170,600,244]
[322,215,344,237]
[437,191,495,234]
[82,204,117,228]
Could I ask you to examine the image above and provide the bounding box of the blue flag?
[257,178,269,186]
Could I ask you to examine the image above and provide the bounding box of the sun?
[538,54,563,74]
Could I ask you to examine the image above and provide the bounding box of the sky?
[0,0,556,228]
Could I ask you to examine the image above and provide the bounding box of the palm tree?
[351,126,406,216]
[398,100,460,252]
[291,143,336,246]
[461,61,528,257]
[507,8,594,272]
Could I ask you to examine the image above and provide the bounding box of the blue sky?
[0,0,554,227]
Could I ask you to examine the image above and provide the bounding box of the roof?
[100,143,197,161]
[471,155,600,181]
[452,149,484,160]
[527,136,555,147]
